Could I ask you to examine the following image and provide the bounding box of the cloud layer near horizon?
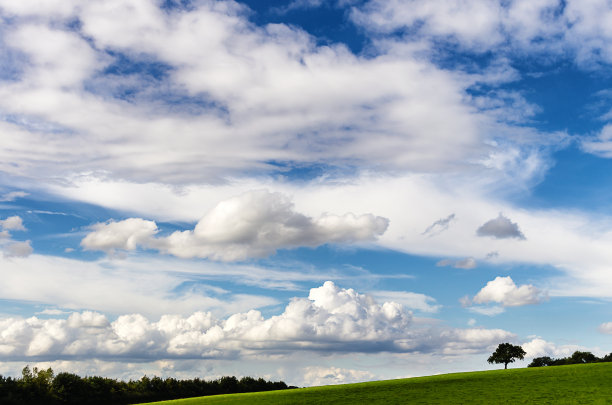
[0,282,512,361]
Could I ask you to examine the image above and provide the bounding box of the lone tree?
[488,343,526,369]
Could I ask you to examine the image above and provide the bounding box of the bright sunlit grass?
[137,362,612,404]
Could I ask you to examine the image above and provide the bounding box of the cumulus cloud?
[0,216,26,231]
[476,213,526,240]
[599,322,612,335]
[0,281,514,360]
[352,0,507,49]
[422,213,455,237]
[522,337,585,358]
[81,218,158,253]
[0,216,31,257]
[470,276,545,307]
[352,0,612,66]
[0,0,564,189]
[3,240,33,258]
[0,282,409,359]
[41,168,612,301]
[82,190,389,261]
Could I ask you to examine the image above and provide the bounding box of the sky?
[1,0,612,387]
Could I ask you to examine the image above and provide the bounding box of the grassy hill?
[137,362,612,404]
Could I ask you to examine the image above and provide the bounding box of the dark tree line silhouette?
[528,351,612,367]
[0,365,293,404]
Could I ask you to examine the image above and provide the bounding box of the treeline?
[0,365,292,405]
[528,351,612,367]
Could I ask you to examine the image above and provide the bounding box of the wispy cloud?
[370,290,441,313]
[436,257,477,269]
[0,191,28,202]
[422,214,455,237]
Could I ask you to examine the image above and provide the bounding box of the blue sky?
[1,0,612,386]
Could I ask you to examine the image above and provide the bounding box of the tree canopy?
[529,351,612,367]
[0,366,291,405]
[488,343,526,369]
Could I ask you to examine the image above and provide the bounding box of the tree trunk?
[504,363,508,369]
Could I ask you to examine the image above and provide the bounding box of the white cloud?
[43,171,612,300]
[564,0,612,65]
[81,218,158,253]
[82,190,389,261]
[0,0,80,19]
[3,240,33,258]
[436,328,515,356]
[436,257,477,269]
[37,309,70,316]
[0,191,28,202]
[0,253,281,318]
[0,281,515,361]
[272,0,326,14]
[477,213,525,240]
[352,0,506,49]
[6,23,102,89]
[521,338,584,358]
[599,322,612,335]
[302,366,376,386]
[0,216,30,257]
[467,305,505,317]
[454,258,477,269]
[0,215,26,231]
[581,124,612,158]
[0,0,561,189]
[352,0,612,65]
[371,290,440,313]
[472,276,544,307]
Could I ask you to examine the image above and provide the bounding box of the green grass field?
[138,363,612,404]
